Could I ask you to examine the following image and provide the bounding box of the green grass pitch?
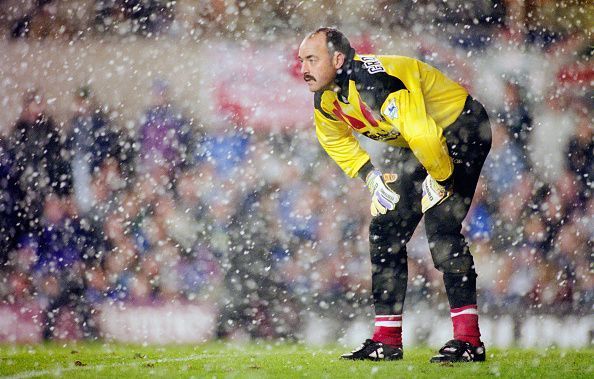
[1,342,592,378]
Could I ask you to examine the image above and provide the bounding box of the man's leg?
[341,148,424,361]
[425,97,492,362]
[370,148,424,318]
[368,149,424,349]
[425,190,481,346]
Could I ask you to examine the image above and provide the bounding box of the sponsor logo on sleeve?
[383,99,399,120]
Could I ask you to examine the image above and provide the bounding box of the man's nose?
[300,62,308,75]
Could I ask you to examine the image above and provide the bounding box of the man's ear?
[333,52,345,70]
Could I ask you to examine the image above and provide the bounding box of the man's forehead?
[299,33,327,55]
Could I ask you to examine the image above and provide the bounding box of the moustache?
[304,75,316,82]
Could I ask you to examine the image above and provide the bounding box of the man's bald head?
[306,28,352,60]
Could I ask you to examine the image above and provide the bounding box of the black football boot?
[430,339,486,363]
[341,339,403,361]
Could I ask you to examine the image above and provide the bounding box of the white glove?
[421,175,452,213]
[365,170,400,216]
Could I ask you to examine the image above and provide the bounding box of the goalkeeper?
[298,28,492,363]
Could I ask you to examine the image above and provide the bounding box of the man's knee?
[434,254,475,274]
[370,250,407,269]
[427,229,474,274]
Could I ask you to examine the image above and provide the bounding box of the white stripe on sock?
[375,321,402,327]
[450,308,479,317]
[375,315,402,320]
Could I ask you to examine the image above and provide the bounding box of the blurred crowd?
[0,83,591,341]
[1,0,591,47]
[0,0,592,342]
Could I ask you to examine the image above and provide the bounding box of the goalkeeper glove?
[421,175,453,213]
[365,170,399,216]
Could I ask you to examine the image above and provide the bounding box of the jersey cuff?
[437,174,454,188]
[357,160,374,181]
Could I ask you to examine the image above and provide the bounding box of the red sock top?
[451,305,481,347]
[372,315,402,347]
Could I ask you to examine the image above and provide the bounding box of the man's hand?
[421,175,453,213]
[365,170,400,216]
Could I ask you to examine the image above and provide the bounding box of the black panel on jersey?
[334,47,356,103]
[314,91,338,121]
[352,60,408,113]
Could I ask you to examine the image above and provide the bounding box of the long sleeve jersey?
[313,49,468,181]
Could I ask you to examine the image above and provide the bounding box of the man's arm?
[380,89,454,182]
[314,108,371,178]
[314,108,399,216]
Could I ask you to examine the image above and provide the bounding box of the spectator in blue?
[36,195,81,271]
[466,202,493,242]
[35,194,98,340]
[199,133,250,173]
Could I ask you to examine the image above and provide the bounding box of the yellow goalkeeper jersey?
[313,51,468,181]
